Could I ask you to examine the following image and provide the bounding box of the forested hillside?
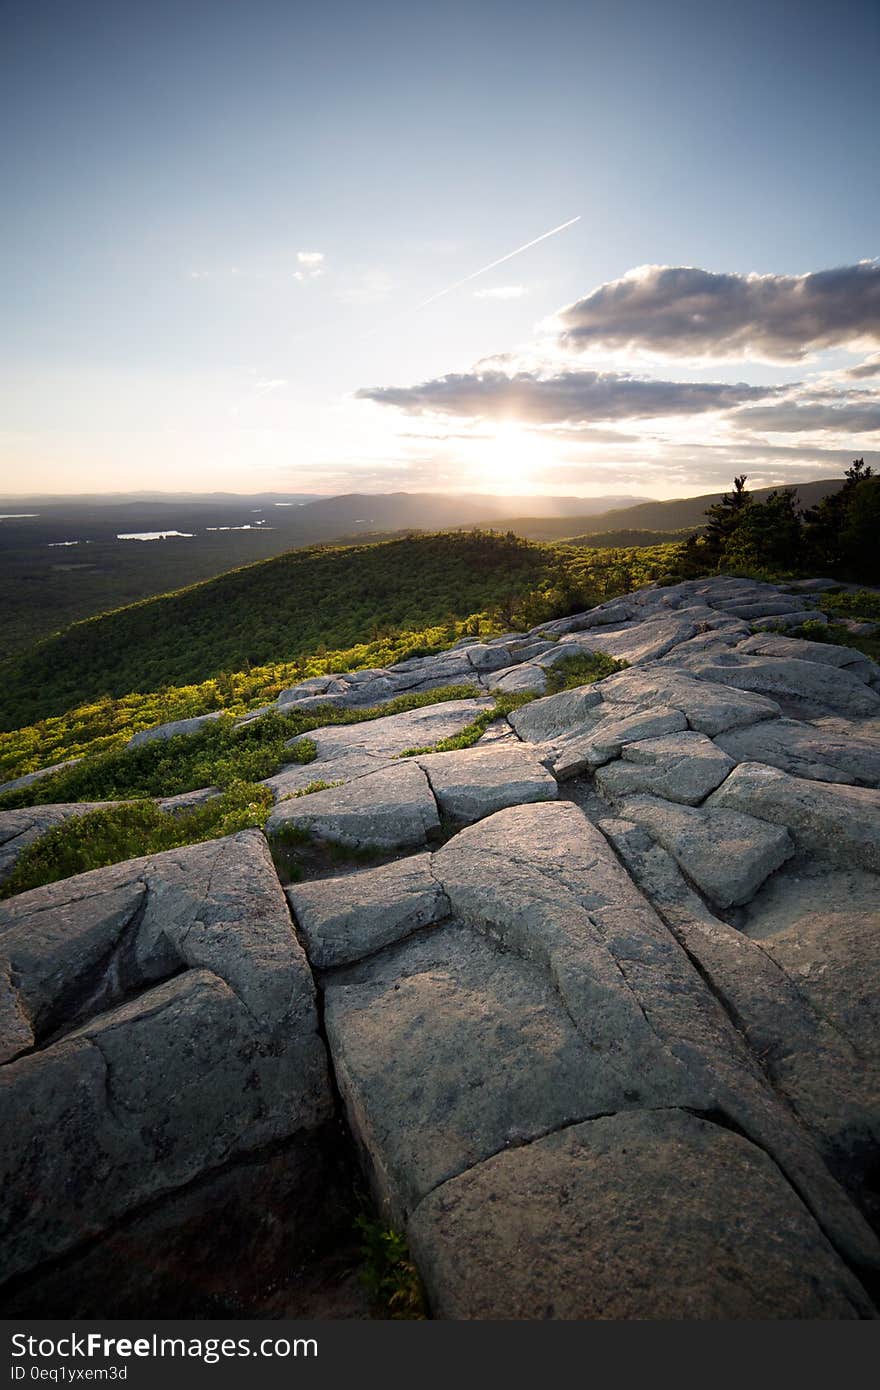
[0,532,679,733]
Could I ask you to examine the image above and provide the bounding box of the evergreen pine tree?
[703,475,750,567]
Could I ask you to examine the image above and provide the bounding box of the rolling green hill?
[0,531,682,735]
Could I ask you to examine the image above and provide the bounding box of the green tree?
[803,459,876,575]
[723,488,802,572]
[703,474,751,567]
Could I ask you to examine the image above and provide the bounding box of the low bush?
[544,651,629,695]
[0,780,275,898]
[0,685,479,810]
[818,589,880,623]
[792,619,880,664]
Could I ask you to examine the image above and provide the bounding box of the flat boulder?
[507,685,603,743]
[288,697,492,760]
[551,707,688,779]
[601,818,880,1210]
[618,794,794,909]
[0,831,331,1291]
[707,762,880,872]
[679,654,880,718]
[127,711,226,748]
[737,631,875,675]
[564,613,698,665]
[266,761,440,851]
[287,853,449,970]
[743,864,880,1065]
[715,718,880,787]
[263,697,493,799]
[715,597,812,620]
[416,744,558,823]
[596,667,780,735]
[409,1109,872,1319]
[485,663,548,695]
[596,731,735,806]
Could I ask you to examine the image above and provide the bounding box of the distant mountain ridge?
[525,479,844,539]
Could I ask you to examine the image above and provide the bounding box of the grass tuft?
[397,690,535,757]
[543,651,629,695]
[355,1215,426,1320]
[0,780,274,898]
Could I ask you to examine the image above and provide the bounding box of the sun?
[471,423,543,493]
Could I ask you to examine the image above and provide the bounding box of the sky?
[2,0,879,500]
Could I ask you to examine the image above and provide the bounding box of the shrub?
[791,619,880,664]
[0,686,480,810]
[0,781,275,898]
[544,651,628,695]
[819,589,880,623]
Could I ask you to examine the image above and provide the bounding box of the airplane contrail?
[413,215,581,311]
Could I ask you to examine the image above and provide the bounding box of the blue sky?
[2,0,878,497]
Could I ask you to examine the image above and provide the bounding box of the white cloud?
[294,250,325,282]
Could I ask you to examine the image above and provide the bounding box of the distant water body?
[117,531,194,541]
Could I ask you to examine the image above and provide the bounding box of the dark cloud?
[846,352,880,379]
[735,390,880,433]
[356,369,778,425]
[556,262,880,361]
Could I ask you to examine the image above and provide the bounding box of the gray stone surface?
[551,707,688,778]
[266,761,440,850]
[322,801,879,1284]
[715,597,812,619]
[0,831,332,1290]
[596,666,780,735]
[287,853,449,969]
[507,685,603,743]
[0,803,124,887]
[617,794,794,908]
[288,696,493,762]
[530,639,600,670]
[737,631,877,676]
[484,662,548,695]
[409,1109,873,1320]
[707,762,880,871]
[326,924,609,1221]
[602,818,880,1217]
[595,731,735,805]
[715,717,880,786]
[416,744,558,823]
[751,609,829,631]
[680,653,880,718]
[743,864,880,1064]
[6,572,880,1318]
[0,758,82,798]
[562,612,700,664]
